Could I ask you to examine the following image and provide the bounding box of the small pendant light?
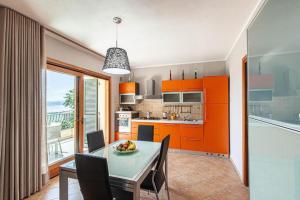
[102,17,131,75]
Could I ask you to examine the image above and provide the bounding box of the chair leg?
[58,139,63,155]
[152,171,159,200]
[163,173,170,200]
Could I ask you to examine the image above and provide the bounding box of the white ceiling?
[0,0,261,68]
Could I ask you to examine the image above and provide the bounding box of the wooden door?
[203,76,228,104]
[203,103,229,154]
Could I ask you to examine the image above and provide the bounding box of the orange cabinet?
[181,79,203,91]
[116,132,132,140]
[203,76,228,104]
[181,137,204,151]
[159,124,181,149]
[203,103,229,154]
[162,80,182,92]
[162,79,203,92]
[131,122,160,142]
[180,124,204,151]
[180,124,203,140]
[119,82,139,94]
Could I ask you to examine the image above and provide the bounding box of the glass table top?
[61,140,161,181]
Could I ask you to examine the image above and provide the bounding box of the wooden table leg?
[59,169,69,200]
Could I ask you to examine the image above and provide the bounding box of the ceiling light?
[102,17,131,75]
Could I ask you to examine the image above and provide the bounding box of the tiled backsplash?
[131,99,203,120]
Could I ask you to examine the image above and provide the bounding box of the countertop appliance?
[116,111,139,133]
[120,93,137,105]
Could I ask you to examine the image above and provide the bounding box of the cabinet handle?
[204,89,207,104]
[203,89,207,122]
[186,138,201,141]
[204,104,208,122]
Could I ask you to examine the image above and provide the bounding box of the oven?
[116,111,139,133]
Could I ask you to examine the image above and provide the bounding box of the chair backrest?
[137,125,154,142]
[155,135,170,172]
[75,154,113,200]
[87,130,105,153]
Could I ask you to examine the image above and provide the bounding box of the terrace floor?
[48,128,76,164]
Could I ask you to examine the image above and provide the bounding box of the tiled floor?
[26,152,248,200]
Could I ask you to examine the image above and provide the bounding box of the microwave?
[120,93,136,104]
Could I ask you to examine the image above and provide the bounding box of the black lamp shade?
[102,47,131,75]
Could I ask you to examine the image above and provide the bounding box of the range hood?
[135,80,162,100]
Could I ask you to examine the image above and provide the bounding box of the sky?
[46,71,75,102]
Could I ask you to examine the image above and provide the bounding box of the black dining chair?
[75,154,113,200]
[137,125,154,142]
[87,130,105,153]
[141,135,171,200]
[75,154,133,200]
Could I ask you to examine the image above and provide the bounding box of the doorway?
[242,55,249,186]
[46,70,78,165]
[46,58,111,177]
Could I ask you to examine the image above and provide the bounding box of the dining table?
[59,140,168,200]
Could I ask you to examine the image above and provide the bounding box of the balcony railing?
[47,111,74,130]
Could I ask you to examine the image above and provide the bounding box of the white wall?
[225,0,265,181]
[45,33,120,140]
[226,31,247,179]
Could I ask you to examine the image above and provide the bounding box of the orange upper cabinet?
[181,79,203,91]
[119,82,139,94]
[162,80,182,92]
[162,79,203,92]
[203,76,228,104]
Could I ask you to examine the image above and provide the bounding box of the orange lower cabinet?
[118,133,132,140]
[181,137,204,151]
[131,133,137,140]
[160,124,181,149]
[154,134,160,142]
[115,132,119,141]
[180,124,203,139]
[131,122,161,142]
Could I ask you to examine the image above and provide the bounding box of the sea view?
[47,101,71,113]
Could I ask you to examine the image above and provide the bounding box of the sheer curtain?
[0,7,48,200]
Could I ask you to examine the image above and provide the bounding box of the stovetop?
[135,117,162,120]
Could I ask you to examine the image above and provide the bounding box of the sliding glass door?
[46,61,111,176]
[83,76,99,149]
[83,76,110,150]
[46,70,77,165]
[248,0,300,199]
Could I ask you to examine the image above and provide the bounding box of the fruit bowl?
[114,140,137,154]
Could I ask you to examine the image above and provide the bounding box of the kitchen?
[115,63,229,157]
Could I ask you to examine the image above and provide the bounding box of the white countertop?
[131,119,203,125]
[115,111,139,114]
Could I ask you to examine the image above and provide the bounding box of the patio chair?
[47,122,63,156]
